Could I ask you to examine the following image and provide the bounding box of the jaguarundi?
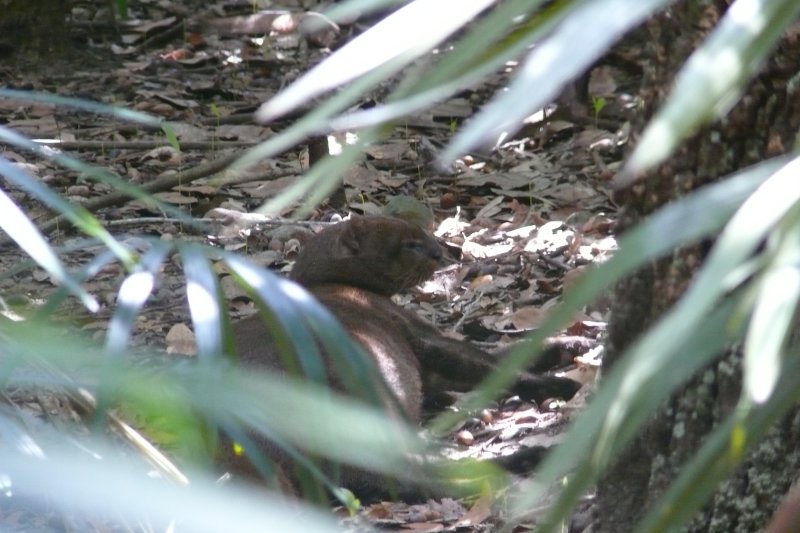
[221,215,581,498]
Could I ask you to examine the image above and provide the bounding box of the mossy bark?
[596,1,800,531]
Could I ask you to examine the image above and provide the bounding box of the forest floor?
[0,0,642,531]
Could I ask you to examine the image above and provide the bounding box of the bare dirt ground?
[0,1,644,530]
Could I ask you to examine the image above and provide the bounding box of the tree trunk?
[596,2,800,531]
[0,0,68,62]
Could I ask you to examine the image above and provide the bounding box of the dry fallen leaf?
[456,492,493,528]
[165,323,196,355]
[510,305,545,330]
[561,264,587,292]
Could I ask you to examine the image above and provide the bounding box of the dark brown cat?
[223,215,580,496]
[231,216,444,422]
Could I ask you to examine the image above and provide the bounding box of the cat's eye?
[404,240,426,253]
[404,240,442,261]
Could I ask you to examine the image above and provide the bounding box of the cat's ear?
[336,215,366,256]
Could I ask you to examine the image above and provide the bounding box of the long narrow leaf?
[0,317,421,478]
[511,294,742,532]
[592,156,800,480]
[432,156,789,433]
[619,0,800,183]
[34,243,119,318]
[96,242,174,435]
[259,131,374,217]
[223,254,327,383]
[323,0,406,23]
[106,241,172,354]
[0,163,97,312]
[182,245,227,363]
[223,252,388,405]
[743,202,800,403]
[0,125,195,254]
[508,156,800,530]
[233,54,410,173]
[256,0,496,122]
[1,443,338,533]
[0,89,164,128]
[635,346,800,532]
[331,0,570,131]
[441,0,670,162]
